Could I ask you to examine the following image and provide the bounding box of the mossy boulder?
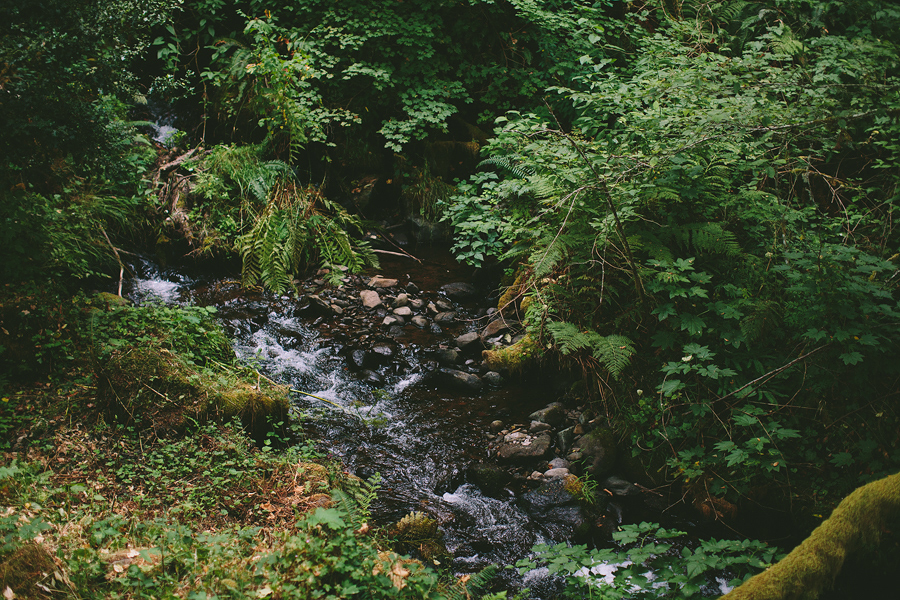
[574,428,618,480]
[0,542,68,599]
[98,346,288,437]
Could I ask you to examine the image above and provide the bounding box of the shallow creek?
[124,251,730,597]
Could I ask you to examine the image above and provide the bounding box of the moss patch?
[482,334,541,373]
[0,543,70,599]
[98,346,288,436]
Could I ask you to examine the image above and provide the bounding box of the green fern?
[546,321,635,378]
[478,155,533,179]
[443,565,499,600]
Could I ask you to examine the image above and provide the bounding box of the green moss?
[482,334,541,373]
[98,346,288,435]
[0,542,66,599]
[723,470,900,600]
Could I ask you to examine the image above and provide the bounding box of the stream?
[124,250,731,598]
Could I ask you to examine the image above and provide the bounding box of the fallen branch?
[99,227,124,297]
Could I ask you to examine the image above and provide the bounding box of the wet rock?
[360,290,382,308]
[435,368,483,393]
[549,457,570,470]
[520,477,590,540]
[358,369,384,385]
[392,293,410,308]
[406,282,420,294]
[366,344,395,367]
[574,428,618,480]
[349,349,367,370]
[482,371,502,387]
[599,476,641,497]
[429,323,443,334]
[429,348,459,367]
[557,427,575,454]
[544,467,570,479]
[330,304,344,316]
[530,403,567,427]
[468,462,512,498]
[489,420,505,432]
[434,311,457,323]
[529,420,552,434]
[369,276,399,288]
[455,332,484,352]
[411,315,428,328]
[483,318,511,338]
[409,298,425,310]
[497,432,552,461]
[440,282,477,300]
[307,294,332,316]
[436,300,454,312]
[393,306,413,317]
[382,315,403,327]
[426,302,439,316]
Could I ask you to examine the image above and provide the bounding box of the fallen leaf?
[4,585,16,600]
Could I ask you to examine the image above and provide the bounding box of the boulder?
[483,318,511,338]
[529,420,552,433]
[544,468,571,479]
[435,368,483,393]
[557,426,576,454]
[574,428,618,480]
[483,371,502,387]
[520,477,591,540]
[455,331,484,352]
[440,282,477,300]
[599,476,642,497]
[496,432,552,461]
[429,348,459,367]
[468,462,512,498]
[529,403,567,427]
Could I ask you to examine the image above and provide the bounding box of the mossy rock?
[392,511,449,564]
[0,542,67,599]
[482,334,541,373]
[98,346,288,437]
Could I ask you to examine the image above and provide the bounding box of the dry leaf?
[3,585,16,600]
[113,564,124,573]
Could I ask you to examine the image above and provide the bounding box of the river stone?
[411,315,428,328]
[549,458,570,470]
[358,369,384,385]
[427,302,439,315]
[369,276,399,288]
[483,371,502,387]
[392,293,409,308]
[349,349,367,369]
[406,282,420,294]
[530,403,567,427]
[557,426,575,454]
[497,432,551,461]
[429,323,443,334]
[435,368,483,393]
[360,290,382,308]
[436,300,454,312]
[521,477,591,540]
[483,318,510,338]
[544,467,571,479]
[434,311,457,323]
[393,306,413,317]
[382,315,402,327]
[440,282,477,300]
[330,304,344,316]
[489,420,505,432]
[307,294,332,316]
[530,420,551,433]
[574,428,618,480]
[409,298,425,310]
[455,332,483,352]
[468,462,512,498]
[429,348,459,367]
[365,344,395,367]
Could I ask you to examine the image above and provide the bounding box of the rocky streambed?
[126,250,672,594]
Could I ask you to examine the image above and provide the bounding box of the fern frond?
[478,155,533,179]
[546,322,635,378]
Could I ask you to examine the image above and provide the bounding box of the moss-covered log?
[721,470,900,600]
